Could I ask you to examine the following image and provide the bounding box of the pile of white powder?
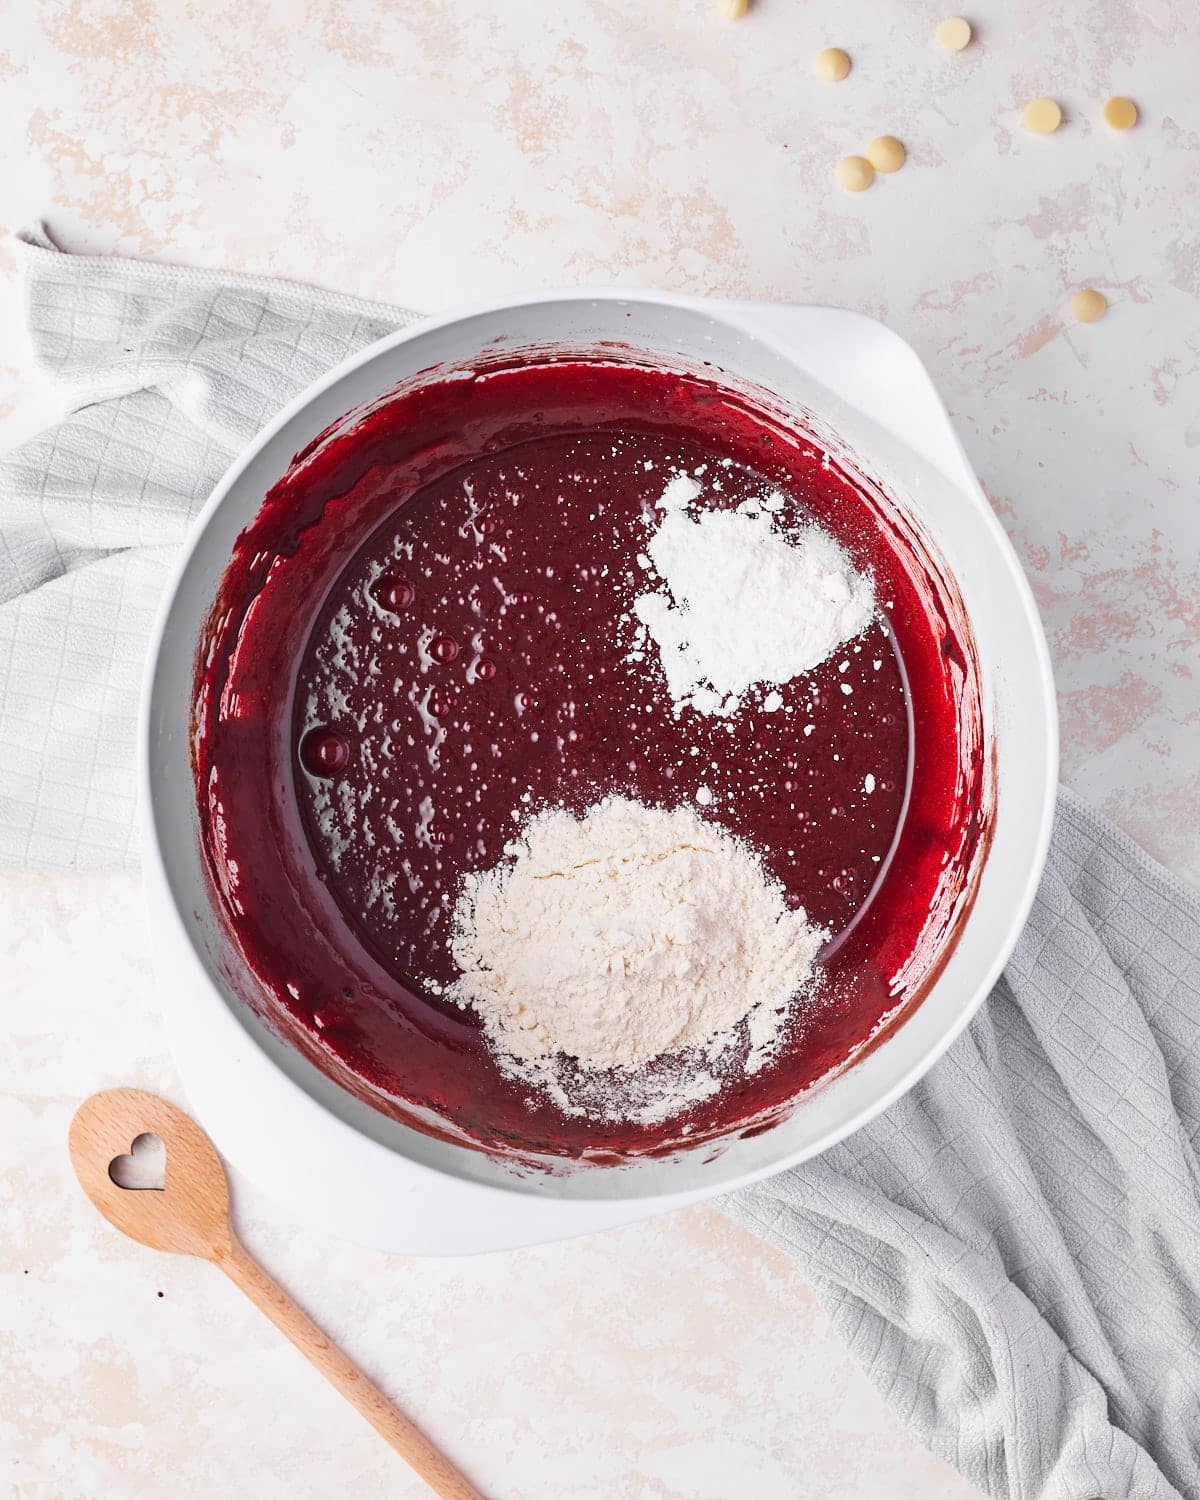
[632,472,875,716]
[448,796,826,1123]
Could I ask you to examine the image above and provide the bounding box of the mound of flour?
[447,797,826,1120]
[632,472,875,716]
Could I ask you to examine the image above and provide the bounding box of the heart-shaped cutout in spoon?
[108,1131,166,1191]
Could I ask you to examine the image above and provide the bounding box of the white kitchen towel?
[0,225,416,867]
[5,231,1200,1500]
[727,788,1200,1500]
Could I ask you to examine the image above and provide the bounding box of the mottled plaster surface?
[2,0,1196,1493]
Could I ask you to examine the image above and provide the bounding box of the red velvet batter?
[193,355,987,1165]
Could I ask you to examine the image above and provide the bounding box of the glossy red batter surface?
[194,355,986,1165]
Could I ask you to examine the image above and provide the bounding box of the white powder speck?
[762,690,784,713]
[695,784,714,805]
[864,773,876,793]
[658,471,703,510]
[415,795,435,846]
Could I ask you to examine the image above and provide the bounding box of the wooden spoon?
[69,1088,485,1500]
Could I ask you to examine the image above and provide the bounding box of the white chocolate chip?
[935,16,972,51]
[1070,289,1107,323]
[836,155,875,192]
[1023,98,1063,134]
[1103,96,1138,130]
[866,135,906,173]
[815,47,851,82]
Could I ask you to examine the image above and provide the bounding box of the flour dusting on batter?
[632,472,876,716]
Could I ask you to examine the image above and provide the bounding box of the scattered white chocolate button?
[1103,96,1138,130]
[867,135,906,173]
[935,16,972,51]
[1023,98,1063,133]
[815,46,851,81]
[1070,289,1107,323]
[836,155,875,192]
[718,0,749,19]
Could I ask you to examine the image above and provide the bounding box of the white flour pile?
[447,796,826,1123]
[632,472,875,716]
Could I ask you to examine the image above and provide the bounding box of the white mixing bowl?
[141,292,1057,1253]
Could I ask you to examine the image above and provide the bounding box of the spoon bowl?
[68,1087,232,1260]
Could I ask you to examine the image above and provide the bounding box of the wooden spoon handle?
[220,1238,485,1500]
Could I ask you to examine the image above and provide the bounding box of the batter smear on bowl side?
[193,356,988,1165]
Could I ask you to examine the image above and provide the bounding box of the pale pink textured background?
[2,0,1197,1495]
